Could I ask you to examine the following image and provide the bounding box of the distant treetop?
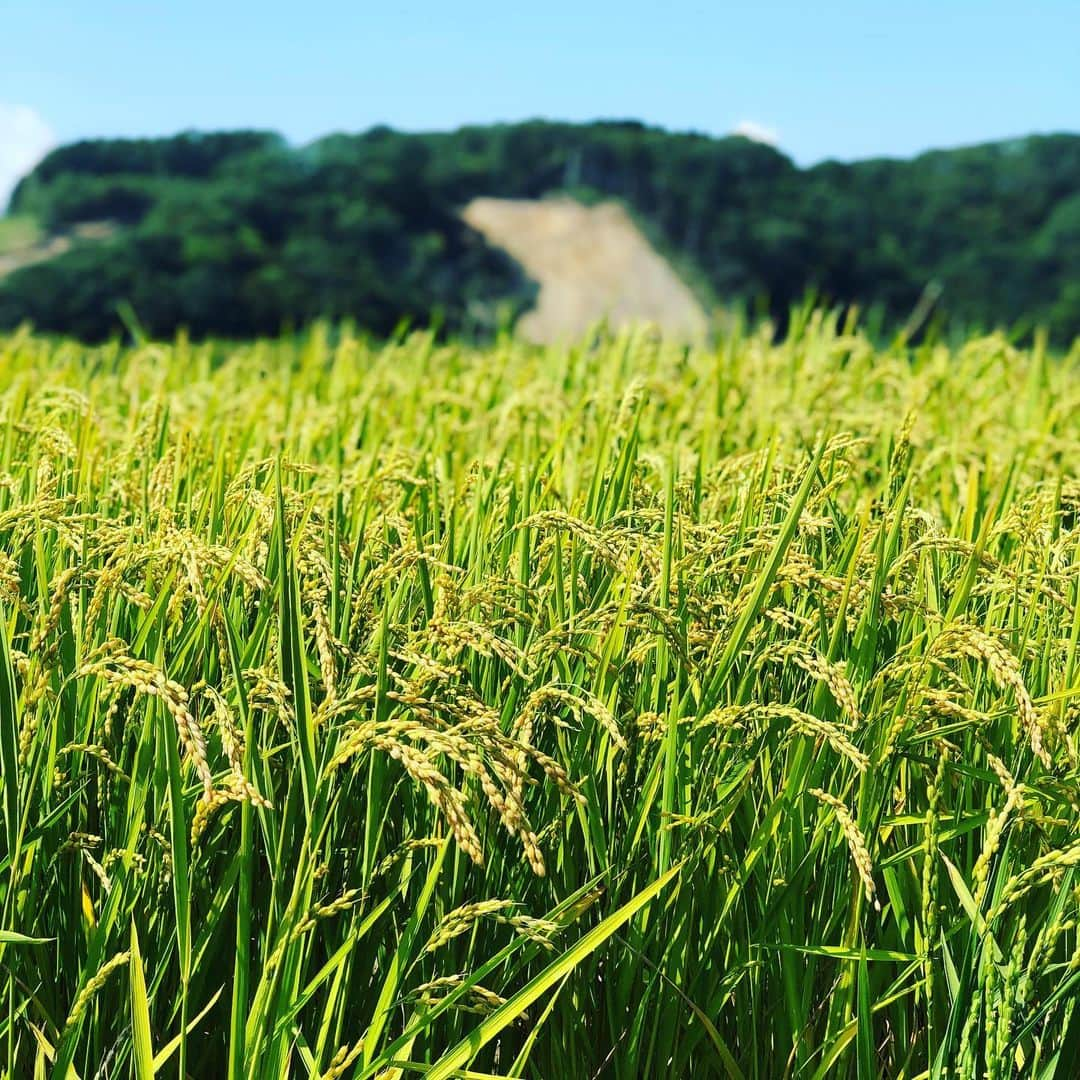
[2,121,1078,342]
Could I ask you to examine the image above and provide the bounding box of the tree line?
[1,121,1077,341]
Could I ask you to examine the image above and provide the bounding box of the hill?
[1,121,1078,341]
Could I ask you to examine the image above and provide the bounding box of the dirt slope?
[0,222,113,279]
[462,196,708,344]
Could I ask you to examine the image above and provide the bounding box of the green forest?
[2,121,1078,341]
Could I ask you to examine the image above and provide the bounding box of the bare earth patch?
[0,221,114,278]
[462,196,708,344]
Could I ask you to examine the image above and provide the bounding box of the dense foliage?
[1,122,1078,341]
[4,316,1080,1076]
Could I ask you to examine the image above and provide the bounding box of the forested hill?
[2,121,1078,342]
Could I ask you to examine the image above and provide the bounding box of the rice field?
[3,313,1080,1078]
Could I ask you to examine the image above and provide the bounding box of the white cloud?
[0,104,56,211]
[731,120,780,148]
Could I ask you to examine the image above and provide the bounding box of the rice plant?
[2,312,1080,1077]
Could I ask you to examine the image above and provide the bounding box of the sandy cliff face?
[462,196,708,344]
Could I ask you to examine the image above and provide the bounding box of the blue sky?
[2,1,1078,202]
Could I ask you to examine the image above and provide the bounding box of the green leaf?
[856,945,875,1080]
[0,605,20,868]
[427,864,681,1080]
[129,921,156,1080]
[0,930,52,945]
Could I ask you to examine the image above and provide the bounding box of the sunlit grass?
[0,216,41,256]
[2,313,1080,1077]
